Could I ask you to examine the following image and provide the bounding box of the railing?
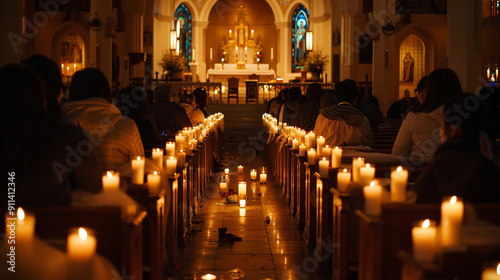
[151,79,223,103]
[257,82,335,101]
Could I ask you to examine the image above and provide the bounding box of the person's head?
[153,84,173,103]
[414,69,462,113]
[282,88,290,101]
[335,79,359,105]
[306,83,323,101]
[21,54,63,119]
[69,68,111,102]
[288,87,302,102]
[441,93,488,144]
[415,76,427,104]
[193,88,208,108]
[115,86,147,119]
[320,93,337,109]
[180,93,196,106]
[1,64,46,120]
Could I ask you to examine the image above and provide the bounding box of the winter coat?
[290,100,321,131]
[179,102,206,126]
[392,107,443,162]
[62,97,144,170]
[313,104,374,147]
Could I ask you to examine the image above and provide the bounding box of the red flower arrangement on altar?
[219,42,228,60]
[255,42,263,63]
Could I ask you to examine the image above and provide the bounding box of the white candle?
[287,136,293,146]
[192,48,196,62]
[224,168,230,174]
[307,148,317,165]
[67,66,69,75]
[299,143,306,156]
[201,274,217,280]
[67,227,97,262]
[239,199,246,208]
[482,263,500,280]
[322,145,332,159]
[250,169,257,180]
[73,63,76,74]
[359,163,376,186]
[131,156,145,184]
[363,181,382,216]
[271,47,273,60]
[337,168,351,192]
[220,181,227,193]
[61,63,64,74]
[102,171,120,190]
[390,166,408,202]
[238,165,244,174]
[175,133,185,152]
[304,135,311,150]
[260,173,267,184]
[16,208,35,243]
[441,196,464,247]
[292,138,299,150]
[238,181,247,198]
[210,47,213,60]
[165,142,175,157]
[152,148,164,170]
[352,157,365,183]
[147,171,161,194]
[251,29,254,39]
[190,139,198,151]
[177,150,186,168]
[319,157,330,177]
[331,146,342,168]
[412,219,437,263]
[316,136,325,157]
[166,156,177,175]
[229,29,232,39]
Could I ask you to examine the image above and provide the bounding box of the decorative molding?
[310,13,331,23]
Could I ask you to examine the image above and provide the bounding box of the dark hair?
[180,93,196,105]
[306,83,323,101]
[115,86,147,119]
[153,84,173,102]
[335,79,359,104]
[69,68,111,102]
[416,76,427,93]
[288,87,302,101]
[21,54,63,120]
[413,69,462,113]
[193,88,208,108]
[443,92,488,143]
[282,88,290,101]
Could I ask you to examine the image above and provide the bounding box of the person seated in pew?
[0,64,103,208]
[193,87,211,117]
[314,79,374,146]
[320,90,336,109]
[277,87,301,125]
[266,88,286,118]
[179,93,206,126]
[290,83,323,131]
[62,68,144,171]
[147,84,192,136]
[392,69,462,163]
[414,93,500,203]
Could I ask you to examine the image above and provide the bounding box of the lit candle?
[73,63,76,74]
[190,139,198,151]
[482,263,500,280]
[307,148,317,165]
[210,47,213,60]
[16,207,35,243]
[66,66,69,75]
[319,157,330,177]
[175,133,185,152]
[177,150,186,169]
[201,273,217,280]
[61,64,64,74]
[220,181,227,193]
[271,47,273,60]
[238,181,247,198]
[166,156,177,175]
[487,68,491,80]
[224,168,230,175]
[131,156,145,184]
[363,181,382,216]
[239,199,246,208]
[192,48,196,62]
[147,171,161,194]
[229,29,232,39]
[102,171,120,190]
[299,143,306,156]
[238,165,244,174]
[359,163,376,186]
[287,136,293,146]
[250,169,257,180]
[152,148,164,170]
[337,168,351,192]
[305,135,311,150]
[331,146,342,168]
[322,145,332,159]
[292,138,299,150]
[352,157,365,183]
[251,29,254,39]
[412,219,437,263]
[260,171,267,184]
[67,227,97,262]
[390,166,408,202]
[316,136,325,157]
[165,142,175,157]
[441,196,464,247]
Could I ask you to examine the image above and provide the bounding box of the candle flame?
[397,166,403,172]
[365,163,371,168]
[310,148,315,151]
[325,145,329,148]
[422,219,430,228]
[322,157,327,161]
[335,146,339,150]
[137,156,141,161]
[343,168,347,173]
[497,263,500,275]
[450,196,457,204]
[78,227,88,240]
[153,171,158,175]
[170,156,174,160]
[17,208,25,221]
[107,171,113,178]
[358,157,362,161]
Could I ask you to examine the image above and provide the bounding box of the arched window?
[492,0,500,16]
[291,4,309,72]
[174,4,192,69]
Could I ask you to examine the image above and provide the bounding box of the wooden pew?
[164,174,180,273]
[294,154,307,229]
[33,206,146,280]
[289,148,298,216]
[302,162,318,247]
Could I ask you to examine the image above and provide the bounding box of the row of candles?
[61,63,80,76]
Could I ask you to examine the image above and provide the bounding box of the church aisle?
[172,104,327,280]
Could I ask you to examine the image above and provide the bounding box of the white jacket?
[62,97,144,170]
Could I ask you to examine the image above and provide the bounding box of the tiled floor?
[171,104,328,280]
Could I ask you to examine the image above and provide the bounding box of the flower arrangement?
[219,43,228,60]
[255,42,263,62]
[159,52,187,72]
[305,51,328,74]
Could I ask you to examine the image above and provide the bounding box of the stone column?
[275,21,290,81]
[192,20,208,82]
[90,0,113,83]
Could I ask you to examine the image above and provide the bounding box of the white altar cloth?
[207,64,276,84]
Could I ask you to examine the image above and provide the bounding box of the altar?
[207,63,276,85]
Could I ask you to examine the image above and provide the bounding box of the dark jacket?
[148,101,192,135]
[290,100,321,131]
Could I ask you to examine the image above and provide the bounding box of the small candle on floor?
[250,169,257,180]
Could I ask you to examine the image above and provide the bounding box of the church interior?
[1,0,500,279]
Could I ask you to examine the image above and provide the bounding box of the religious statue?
[294,19,306,65]
[402,52,414,82]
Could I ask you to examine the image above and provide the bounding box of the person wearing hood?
[179,93,206,126]
[392,69,462,162]
[267,88,287,117]
[277,87,301,125]
[62,68,144,171]
[290,83,323,131]
[314,79,373,146]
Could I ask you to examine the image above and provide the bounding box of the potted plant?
[305,51,328,80]
[159,52,187,80]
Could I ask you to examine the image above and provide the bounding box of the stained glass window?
[492,0,500,16]
[174,4,192,69]
[291,4,309,72]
